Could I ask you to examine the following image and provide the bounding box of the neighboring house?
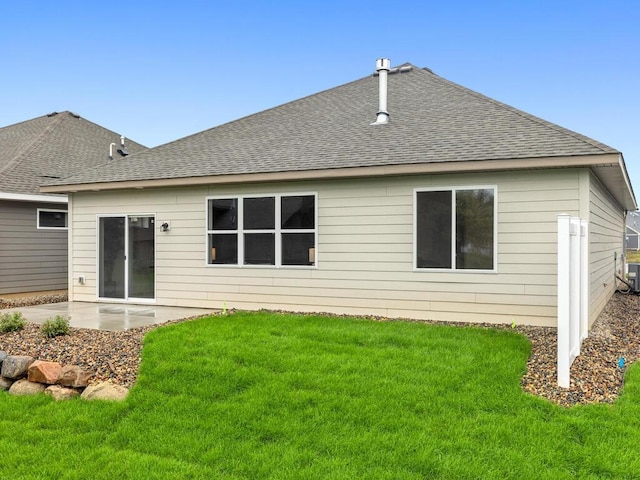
[0,111,146,294]
[41,61,636,327]
[626,211,640,250]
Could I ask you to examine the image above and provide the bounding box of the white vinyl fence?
[557,214,589,388]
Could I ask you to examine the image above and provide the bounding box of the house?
[0,111,146,294]
[41,60,636,327]
[626,211,640,251]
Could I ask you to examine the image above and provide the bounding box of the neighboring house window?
[37,208,68,229]
[414,187,496,271]
[207,194,317,267]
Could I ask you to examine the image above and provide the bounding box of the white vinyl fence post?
[569,217,581,359]
[557,215,588,388]
[557,214,571,388]
[580,220,589,342]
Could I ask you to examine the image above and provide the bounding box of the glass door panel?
[99,216,126,299]
[128,216,155,299]
[99,215,155,300]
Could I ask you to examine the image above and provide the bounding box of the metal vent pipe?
[371,58,391,125]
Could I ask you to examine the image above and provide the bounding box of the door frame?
[96,213,156,303]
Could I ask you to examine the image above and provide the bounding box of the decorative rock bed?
[0,352,128,401]
[0,293,67,309]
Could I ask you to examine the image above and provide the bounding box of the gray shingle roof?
[44,65,618,187]
[0,111,147,195]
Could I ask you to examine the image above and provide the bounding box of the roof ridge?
[418,68,615,155]
[57,112,148,150]
[0,112,67,177]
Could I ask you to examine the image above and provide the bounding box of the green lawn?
[2,311,640,479]
[627,250,640,263]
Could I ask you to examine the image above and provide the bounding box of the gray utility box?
[628,263,640,292]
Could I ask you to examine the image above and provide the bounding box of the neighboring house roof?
[41,63,636,210]
[627,211,640,231]
[0,111,147,199]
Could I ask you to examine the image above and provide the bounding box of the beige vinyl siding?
[588,171,625,325]
[0,200,68,294]
[69,169,583,326]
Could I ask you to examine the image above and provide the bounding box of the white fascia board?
[0,191,68,204]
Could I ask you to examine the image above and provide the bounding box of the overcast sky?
[1,1,638,198]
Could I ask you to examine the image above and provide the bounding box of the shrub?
[0,312,27,333]
[41,315,70,338]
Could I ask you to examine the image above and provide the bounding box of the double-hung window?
[414,187,496,271]
[207,193,316,267]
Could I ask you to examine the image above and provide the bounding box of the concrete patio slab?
[1,302,218,331]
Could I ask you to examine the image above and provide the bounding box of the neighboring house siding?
[69,169,582,327]
[588,172,625,326]
[0,201,68,294]
[626,228,639,250]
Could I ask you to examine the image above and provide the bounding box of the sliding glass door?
[99,215,155,300]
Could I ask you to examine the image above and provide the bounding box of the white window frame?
[205,192,318,269]
[413,185,498,273]
[37,208,68,230]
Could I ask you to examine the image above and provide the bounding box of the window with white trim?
[207,194,316,267]
[415,187,496,271]
[37,208,68,229]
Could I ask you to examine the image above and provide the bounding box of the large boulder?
[45,385,80,401]
[28,360,62,385]
[81,382,129,401]
[58,365,93,388]
[0,351,7,365]
[1,355,35,380]
[8,379,46,396]
[0,377,13,391]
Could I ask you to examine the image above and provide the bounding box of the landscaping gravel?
[0,292,68,309]
[1,292,639,405]
[0,322,155,388]
[518,292,640,407]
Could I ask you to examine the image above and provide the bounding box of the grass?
[627,249,640,263]
[2,311,640,479]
